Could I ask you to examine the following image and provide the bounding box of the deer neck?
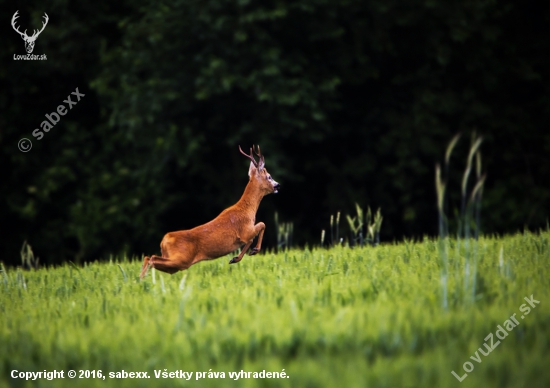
[237,178,265,215]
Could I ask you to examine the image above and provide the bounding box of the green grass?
[1,231,549,387]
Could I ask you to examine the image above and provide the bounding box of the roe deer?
[140,145,280,279]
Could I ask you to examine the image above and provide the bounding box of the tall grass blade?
[117,264,128,282]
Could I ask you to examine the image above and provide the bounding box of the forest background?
[1,0,548,266]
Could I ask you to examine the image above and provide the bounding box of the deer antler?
[253,145,265,170]
[239,145,258,168]
[11,11,27,38]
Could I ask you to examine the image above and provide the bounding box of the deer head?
[12,11,49,54]
[239,145,280,194]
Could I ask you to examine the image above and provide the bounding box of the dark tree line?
[1,0,549,266]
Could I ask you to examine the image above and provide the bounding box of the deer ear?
[248,161,256,177]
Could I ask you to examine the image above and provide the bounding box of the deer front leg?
[229,240,254,264]
[229,222,265,264]
[249,222,265,255]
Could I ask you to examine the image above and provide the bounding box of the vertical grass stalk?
[437,132,485,308]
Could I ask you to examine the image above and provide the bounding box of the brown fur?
[140,147,279,279]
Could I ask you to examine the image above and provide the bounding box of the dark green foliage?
[1,0,549,264]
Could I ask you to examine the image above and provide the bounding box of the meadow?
[1,231,549,388]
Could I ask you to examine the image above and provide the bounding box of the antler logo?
[11,10,49,54]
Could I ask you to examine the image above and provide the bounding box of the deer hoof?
[249,247,260,255]
[229,256,239,264]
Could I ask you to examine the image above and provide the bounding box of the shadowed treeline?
[1,0,549,265]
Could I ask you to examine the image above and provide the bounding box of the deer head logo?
[11,11,49,54]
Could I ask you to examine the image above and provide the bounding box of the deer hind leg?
[140,254,192,279]
[249,222,266,255]
[140,256,151,279]
[148,255,184,274]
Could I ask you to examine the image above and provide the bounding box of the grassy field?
[1,231,549,388]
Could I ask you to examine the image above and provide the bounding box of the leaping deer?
[140,145,280,279]
[11,11,49,54]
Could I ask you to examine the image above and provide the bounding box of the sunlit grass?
[1,231,549,387]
